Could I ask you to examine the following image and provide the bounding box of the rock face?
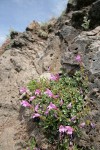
[67,0,100,29]
[0,23,61,150]
[0,0,100,149]
[67,0,97,10]
[89,0,100,28]
[61,26,100,150]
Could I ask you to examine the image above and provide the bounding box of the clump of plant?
[38,29,48,39]
[28,138,36,150]
[20,55,94,150]
[81,15,90,30]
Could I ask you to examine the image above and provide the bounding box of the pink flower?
[75,55,81,62]
[53,94,59,99]
[67,103,72,109]
[21,100,32,107]
[44,89,53,98]
[90,122,95,128]
[45,109,49,115]
[20,87,27,94]
[50,74,60,81]
[60,99,64,106]
[71,116,76,121]
[47,102,57,110]
[59,125,65,133]
[35,89,41,96]
[35,104,39,112]
[29,96,36,101]
[32,113,40,118]
[59,125,74,135]
[65,126,74,135]
[80,122,85,128]
[48,66,51,71]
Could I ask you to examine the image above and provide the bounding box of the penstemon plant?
[20,55,94,150]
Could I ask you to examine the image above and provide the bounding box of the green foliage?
[81,16,90,30]
[38,29,48,39]
[28,137,36,150]
[20,66,90,149]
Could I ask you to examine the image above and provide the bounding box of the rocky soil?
[0,0,100,149]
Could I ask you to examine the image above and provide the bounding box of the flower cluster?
[19,56,93,149]
[50,73,60,81]
[59,125,74,135]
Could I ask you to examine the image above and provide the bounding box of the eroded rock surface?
[0,24,61,150]
[61,26,100,150]
[0,0,100,149]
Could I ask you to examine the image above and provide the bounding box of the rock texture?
[0,22,61,150]
[67,0,100,29]
[89,0,100,28]
[0,0,100,149]
[61,26,100,150]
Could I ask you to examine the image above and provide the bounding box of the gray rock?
[71,10,86,28]
[0,32,43,150]
[0,23,61,150]
[67,0,97,11]
[60,25,79,42]
[89,0,100,28]
[61,26,100,149]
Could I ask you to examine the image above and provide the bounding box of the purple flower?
[75,55,81,62]
[50,74,60,81]
[45,109,49,115]
[60,99,64,106]
[53,94,59,99]
[21,100,32,107]
[20,87,27,94]
[80,122,85,128]
[29,96,36,101]
[71,116,76,122]
[59,125,65,133]
[35,89,41,96]
[44,89,53,98]
[35,104,39,112]
[32,113,40,118]
[67,103,72,109]
[65,126,74,135]
[90,122,95,128]
[47,102,57,110]
[59,125,74,135]
[48,66,51,71]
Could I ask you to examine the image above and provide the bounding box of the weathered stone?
[26,21,40,31]
[61,26,100,150]
[60,25,79,42]
[0,22,61,150]
[10,31,19,39]
[71,10,86,28]
[0,39,11,55]
[36,34,61,74]
[0,34,43,150]
[89,0,100,28]
[67,0,97,11]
